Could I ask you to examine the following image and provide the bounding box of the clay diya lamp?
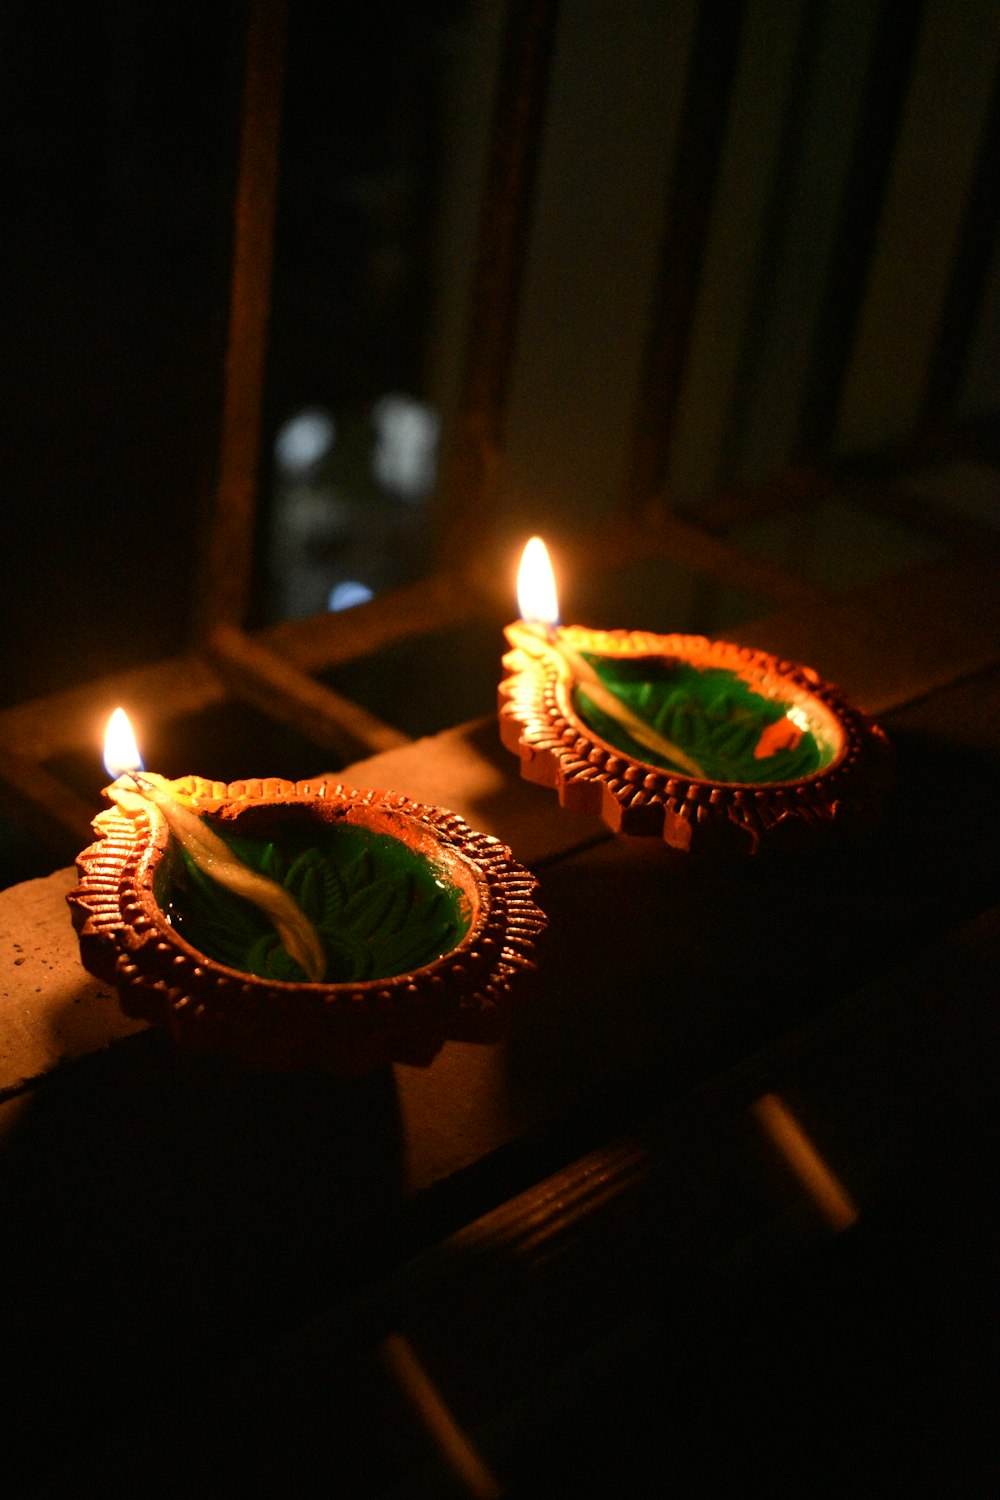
[499,539,893,858]
[68,776,545,1074]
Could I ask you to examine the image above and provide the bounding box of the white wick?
[109,772,326,983]
[508,620,707,780]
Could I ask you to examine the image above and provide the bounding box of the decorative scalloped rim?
[67,777,546,1073]
[498,627,893,856]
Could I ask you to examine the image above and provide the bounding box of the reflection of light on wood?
[753,1092,859,1231]
[381,1333,502,1500]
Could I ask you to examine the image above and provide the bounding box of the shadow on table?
[0,1029,404,1496]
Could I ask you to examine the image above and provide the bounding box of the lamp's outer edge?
[499,627,894,858]
[67,778,546,1074]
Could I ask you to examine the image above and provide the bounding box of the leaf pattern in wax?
[575,656,831,783]
[168,822,470,982]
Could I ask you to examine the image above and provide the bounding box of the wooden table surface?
[1,555,998,1497]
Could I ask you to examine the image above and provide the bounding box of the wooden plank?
[667,0,813,499]
[837,0,1000,453]
[623,0,746,510]
[742,552,1000,715]
[5,704,997,1222]
[797,0,924,458]
[844,474,1000,557]
[335,714,605,869]
[208,622,411,759]
[436,0,559,560]
[0,747,98,860]
[194,0,287,632]
[0,571,471,761]
[0,651,226,761]
[920,61,1000,433]
[262,571,481,674]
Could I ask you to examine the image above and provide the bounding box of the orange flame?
[103,707,143,779]
[517,536,559,625]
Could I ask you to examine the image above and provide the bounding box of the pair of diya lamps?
[69,543,892,1074]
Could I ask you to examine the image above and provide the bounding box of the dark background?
[1,0,457,701]
[3,0,998,710]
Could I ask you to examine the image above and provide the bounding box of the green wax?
[166,821,471,983]
[575,655,835,784]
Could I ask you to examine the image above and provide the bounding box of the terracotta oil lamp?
[499,538,893,858]
[68,720,544,1074]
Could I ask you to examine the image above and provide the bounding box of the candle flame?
[104,707,143,779]
[517,536,559,625]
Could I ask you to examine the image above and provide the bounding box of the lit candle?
[104,705,143,779]
[505,537,706,778]
[100,710,326,982]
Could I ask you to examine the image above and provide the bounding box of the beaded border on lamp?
[499,628,893,858]
[68,777,545,1074]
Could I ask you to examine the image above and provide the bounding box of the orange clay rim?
[67,777,546,1071]
[498,627,893,855]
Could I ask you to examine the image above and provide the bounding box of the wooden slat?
[193,0,287,634]
[208,622,411,759]
[0,868,147,1096]
[611,509,820,610]
[795,0,925,459]
[333,714,604,869]
[623,0,746,512]
[679,467,833,535]
[919,62,1000,436]
[0,652,227,762]
[743,553,1000,716]
[0,749,97,862]
[262,570,481,675]
[436,0,559,559]
[0,573,464,762]
[842,474,1000,558]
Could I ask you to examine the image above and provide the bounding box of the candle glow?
[103,707,143,780]
[508,537,706,779]
[517,536,559,626]
[100,711,326,982]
